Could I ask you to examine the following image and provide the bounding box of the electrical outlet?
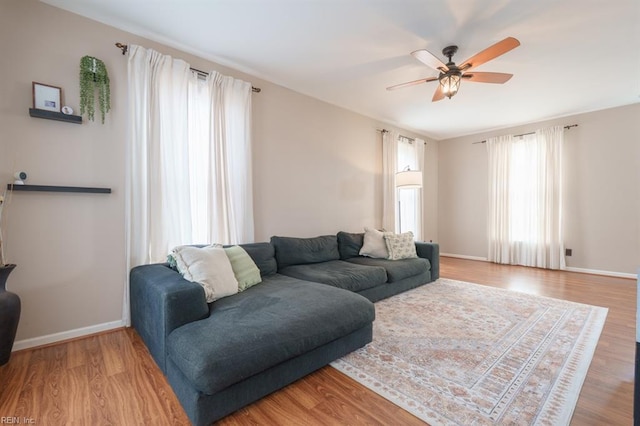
[565,248,572,256]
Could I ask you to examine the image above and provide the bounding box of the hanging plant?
[79,56,111,123]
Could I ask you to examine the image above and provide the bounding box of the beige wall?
[438,133,488,257]
[1,0,128,343]
[252,81,439,242]
[438,103,640,275]
[422,138,439,243]
[252,84,381,239]
[1,0,435,343]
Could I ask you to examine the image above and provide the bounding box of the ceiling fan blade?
[462,72,513,84]
[432,85,445,102]
[386,77,438,91]
[459,37,520,71]
[411,49,449,72]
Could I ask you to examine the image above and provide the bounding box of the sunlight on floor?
[505,278,544,296]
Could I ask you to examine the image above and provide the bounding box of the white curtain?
[487,134,513,263]
[127,46,192,268]
[416,138,425,241]
[396,136,422,238]
[487,126,565,269]
[194,71,254,244]
[124,45,253,324]
[382,130,398,231]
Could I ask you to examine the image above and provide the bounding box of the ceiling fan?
[387,37,520,101]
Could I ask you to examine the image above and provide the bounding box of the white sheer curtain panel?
[416,138,425,241]
[487,134,513,264]
[382,130,398,231]
[127,45,192,268]
[206,71,254,244]
[397,136,419,237]
[487,126,565,269]
[533,126,565,269]
[124,45,253,325]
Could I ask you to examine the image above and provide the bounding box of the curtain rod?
[472,124,578,144]
[115,43,261,93]
[377,129,423,144]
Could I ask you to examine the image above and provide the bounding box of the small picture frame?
[33,82,62,112]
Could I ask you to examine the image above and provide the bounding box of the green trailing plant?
[80,56,111,123]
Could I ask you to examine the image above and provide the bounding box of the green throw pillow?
[224,245,262,291]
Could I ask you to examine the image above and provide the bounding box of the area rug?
[331,278,608,425]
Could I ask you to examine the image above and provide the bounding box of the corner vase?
[0,264,20,365]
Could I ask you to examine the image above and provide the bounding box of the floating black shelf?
[7,184,111,194]
[29,108,82,124]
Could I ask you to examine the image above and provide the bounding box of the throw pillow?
[167,253,178,270]
[384,231,418,260]
[172,245,238,303]
[337,231,365,259]
[167,243,221,270]
[359,227,388,258]
[224,245,262,291]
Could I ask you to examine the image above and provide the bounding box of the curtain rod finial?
[115,42,128,55]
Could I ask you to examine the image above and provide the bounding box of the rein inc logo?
[0,418,35,424]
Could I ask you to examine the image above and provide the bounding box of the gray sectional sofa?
[130,232,439,425]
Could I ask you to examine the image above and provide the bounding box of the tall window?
[127,45,254,266]
[508,135,541,243]
[487,126,565,269]
[396,136,423,239]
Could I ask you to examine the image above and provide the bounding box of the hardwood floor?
[0,257,635,425]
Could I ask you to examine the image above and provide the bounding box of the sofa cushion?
[240,242,277,276]
[224,246,262,291]
[279,260,387,292]
[271,235,340,269]
[346,256,430,283]
[172,245,238,303]
[359,227,389,259]
[384,231,418,260]
[166,275,375,395]
[337,231,364,260]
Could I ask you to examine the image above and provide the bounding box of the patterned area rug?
[331,278,608,425]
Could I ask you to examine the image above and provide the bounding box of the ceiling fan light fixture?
[390,38,519,101]
[440,72,461,98]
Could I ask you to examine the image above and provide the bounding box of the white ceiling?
[44,0,640,140]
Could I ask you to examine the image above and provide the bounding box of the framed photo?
[33,82,62,112]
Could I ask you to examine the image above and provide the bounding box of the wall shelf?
[29,108,82,124]
[7,184,111,194]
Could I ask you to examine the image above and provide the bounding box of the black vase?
[0,264,20,366]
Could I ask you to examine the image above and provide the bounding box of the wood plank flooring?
[0,257,635,425]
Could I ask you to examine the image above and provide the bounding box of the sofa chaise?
[130,232,439,425]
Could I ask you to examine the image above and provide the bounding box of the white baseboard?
[12,319,125,352]
[440,253,488,262]
[565,266,637,280]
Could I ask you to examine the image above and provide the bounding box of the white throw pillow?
[384,231,418,260]
[359,227,389,258]
[172,245,238,303]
